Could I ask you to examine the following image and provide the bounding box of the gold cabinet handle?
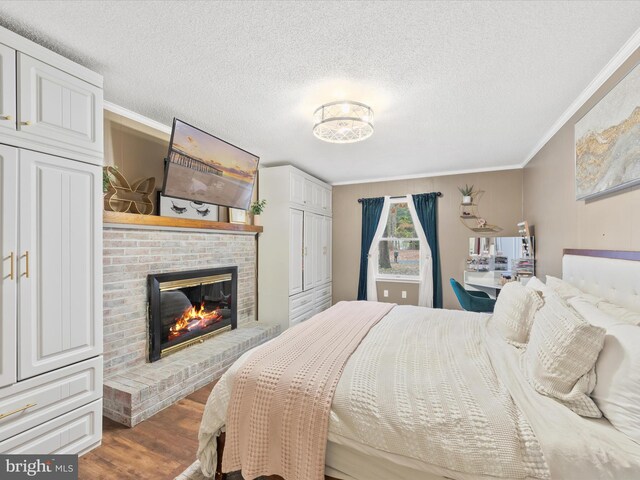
[20,121,31,126]
[0,114,13,121]
[21,251,29,278]
[0,403,37,420]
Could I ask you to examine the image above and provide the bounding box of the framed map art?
[575,62,640,200]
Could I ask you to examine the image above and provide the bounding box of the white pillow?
[522,293,606,417]
[525,276,547,292]
[492,281,543,346]
[568,297,622,329]
[597,301,640,326]
[545,275,582,300]
[592,323,640,443]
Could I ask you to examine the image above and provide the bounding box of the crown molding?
[520,26,640,168]
[104,101,172,135]
[330,164,522,186]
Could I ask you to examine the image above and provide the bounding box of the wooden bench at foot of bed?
[215,433,340,480]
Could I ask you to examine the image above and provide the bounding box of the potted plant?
[249,199,267,226]
[458,184,474,205]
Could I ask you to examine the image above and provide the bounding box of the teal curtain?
[357,197,385,300]
[411,193,442,308]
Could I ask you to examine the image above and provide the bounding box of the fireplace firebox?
[148,267,237,362]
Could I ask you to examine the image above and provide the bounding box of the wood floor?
[79,381,215,480]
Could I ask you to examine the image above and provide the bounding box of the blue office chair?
[450,278,496,313]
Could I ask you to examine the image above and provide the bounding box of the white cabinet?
[321,188,331,213]
[18,150,102,380]
[302,178,327,211]
[17,54,103,162]
[259,166,332,332]
[0,26,103,455]
[290,171,305,206]
[0,145,17,388]
[0,357,101,441]
[0,399,102,455]
[290,170,331,213]
[289,209,304,295]
[0,43,16,132]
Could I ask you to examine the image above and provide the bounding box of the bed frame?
[562,249,640,312]
[214,249,640,480]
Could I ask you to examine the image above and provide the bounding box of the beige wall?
[332,169,524,309]
[104,113,170,213]
[523,48,640,278]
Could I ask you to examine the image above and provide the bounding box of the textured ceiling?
[1,1,639,184]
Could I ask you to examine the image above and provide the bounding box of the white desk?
[464,271,508,299]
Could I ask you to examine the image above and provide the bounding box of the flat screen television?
[162,118,259,210]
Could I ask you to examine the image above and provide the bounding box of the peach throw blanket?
[222,301,395,480]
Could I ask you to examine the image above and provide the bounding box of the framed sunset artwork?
[575,62,640,200]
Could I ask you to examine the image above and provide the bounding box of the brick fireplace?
[102,226,279,426]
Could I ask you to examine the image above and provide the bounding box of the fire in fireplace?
[148,267,237,362]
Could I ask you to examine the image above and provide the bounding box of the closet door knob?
[20,120,32,126]
[0,114,13,121]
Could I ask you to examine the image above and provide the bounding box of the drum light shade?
[313,101,374,143]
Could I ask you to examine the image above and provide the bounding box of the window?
[377,199,421,280]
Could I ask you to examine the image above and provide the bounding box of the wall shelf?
[103,211,263,233]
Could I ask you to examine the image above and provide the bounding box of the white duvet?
[198,305,640,480]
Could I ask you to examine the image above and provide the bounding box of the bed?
[197,249,640,480]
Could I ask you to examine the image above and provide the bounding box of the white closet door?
[0,145,17,388]
[17,53,103,161]
[311,214,323,287]
[288,209,304,295]
[303,211,317,291]
[0,44,16,132]
[18,150,102,380]
[321,216,332,285]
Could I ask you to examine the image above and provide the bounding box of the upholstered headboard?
[562,249,640,313]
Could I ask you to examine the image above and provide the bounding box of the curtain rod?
[357,192,442,203]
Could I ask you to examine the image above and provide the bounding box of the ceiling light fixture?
[313,101,374,143]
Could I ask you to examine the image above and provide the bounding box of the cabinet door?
[320,216,332,285]
[303,212,318,291]
[321,187,332,213]
[289,172,305,205]
[18,150,102,380]
[303,179,313,207]
[289,209,304,295]
[312,214,324,287]
[17,53,103,160]
[0,145,17,388]
[314,183,324,210]
[0,44,16,132]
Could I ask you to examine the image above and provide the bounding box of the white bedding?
[198,305,640,480]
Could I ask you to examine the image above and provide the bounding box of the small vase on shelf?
[458,184,475,206]
[249,199,267,227]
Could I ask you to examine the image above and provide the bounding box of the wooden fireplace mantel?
[103,211,263,233]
